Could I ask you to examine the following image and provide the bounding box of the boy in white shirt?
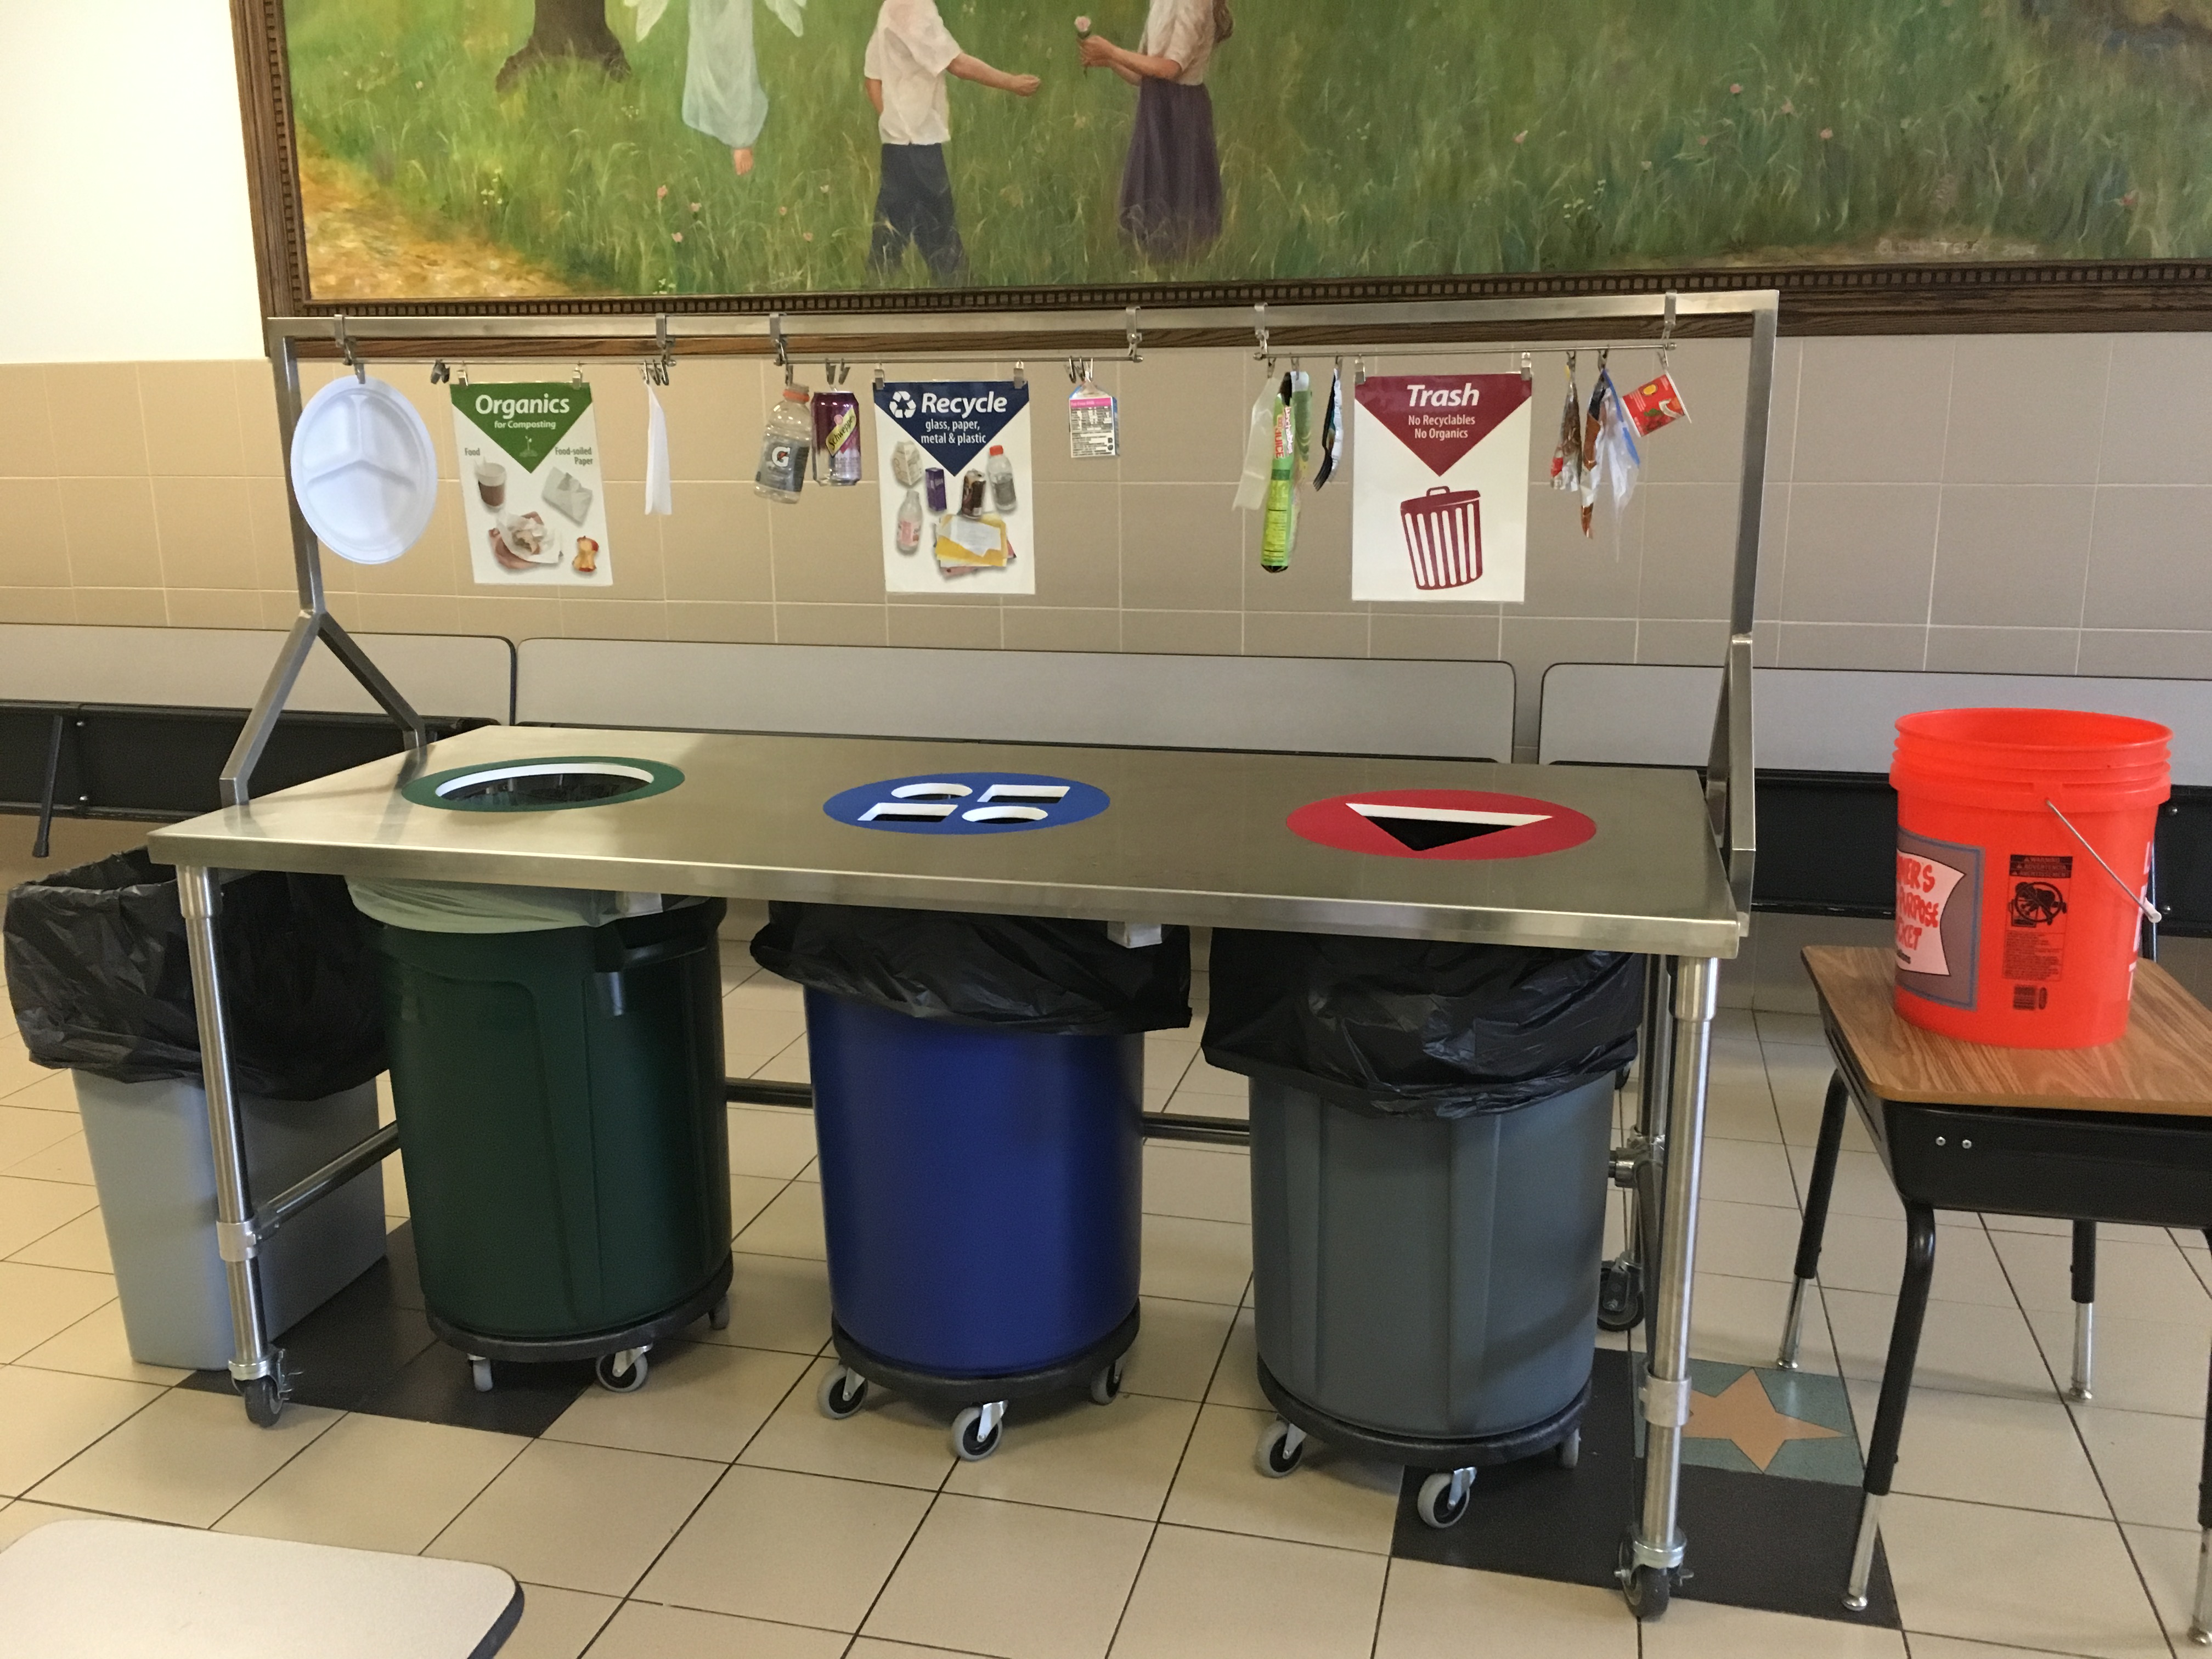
[864,0,1040,279]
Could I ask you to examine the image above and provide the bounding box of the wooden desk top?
[1803,947,2212,1118]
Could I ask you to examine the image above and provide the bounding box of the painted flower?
[672,231,684,242]
[689,202,702,213]
[778,205,788,216]
[803,231,815,241]
[1513,130,1527,144]
[1729,82,1742,94]
[820,183,831,193]
[1075,14,1091,32]
[1819,127,1833,140]
[2121,190,2140,208]
[657,184,669,199]
[1780,99,1794,115]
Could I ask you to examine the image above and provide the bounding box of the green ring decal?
[402,755,686,813]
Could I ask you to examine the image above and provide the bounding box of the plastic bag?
[1201,930,1641,1119]
[751,903,1190,1036]
[4,850,387,1099]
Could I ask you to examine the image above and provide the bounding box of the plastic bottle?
[1261,393,1297,573]
[896,488,924,555]
[754,386,814,503]
[987,444,1018,511]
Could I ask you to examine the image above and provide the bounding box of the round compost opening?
[403,757,685,814]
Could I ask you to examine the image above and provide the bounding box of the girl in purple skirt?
[1079,0,1231,261]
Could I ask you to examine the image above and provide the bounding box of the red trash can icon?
[1398,486,1482,590]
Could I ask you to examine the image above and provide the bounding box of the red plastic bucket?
[1891,708,2169,1048]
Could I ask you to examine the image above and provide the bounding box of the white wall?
[0,0,265,363]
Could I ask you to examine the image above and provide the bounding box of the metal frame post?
[176,865,281,1398]
[218,331,426,809]
[1629,955,1721,1585]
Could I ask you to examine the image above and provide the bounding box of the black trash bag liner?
[4,850,388,1099]
[1201,930,1641,1119]
[751,902,1190,1036]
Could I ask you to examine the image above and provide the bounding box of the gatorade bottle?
[755,386,814,503]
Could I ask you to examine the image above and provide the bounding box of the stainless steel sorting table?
[146,722,1741,1607]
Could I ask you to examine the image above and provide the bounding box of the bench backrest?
[0,624,515,724]
[1538,663,2212,786]
[515,640,1518,761]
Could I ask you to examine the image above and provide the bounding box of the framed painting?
[233,0,2212,330]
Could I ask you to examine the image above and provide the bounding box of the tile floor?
[0,944,2207,1657]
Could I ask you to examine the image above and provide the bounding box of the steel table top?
[147,725,1741,957]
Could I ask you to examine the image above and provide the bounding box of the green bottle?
[1261,396,1296,573]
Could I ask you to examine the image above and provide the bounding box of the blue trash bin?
[805,988,1144,1458]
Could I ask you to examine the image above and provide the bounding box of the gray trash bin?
[1249,1071,1614,1447]
[1203,929,1641,1531]
[75,1075,387,1372]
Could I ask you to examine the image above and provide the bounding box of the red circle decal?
[1287,788,1597,860]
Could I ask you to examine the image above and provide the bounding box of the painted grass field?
[285,0,2212,298]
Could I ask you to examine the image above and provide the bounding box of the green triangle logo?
[451,383,592,472]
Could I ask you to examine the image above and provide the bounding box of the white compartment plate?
[287,377,438,566]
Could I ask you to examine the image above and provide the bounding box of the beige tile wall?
[4,335,2207,749]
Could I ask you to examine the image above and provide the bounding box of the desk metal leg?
[1621,955,1718,1621]
[2069,1221,2096,1403]
[2194,1330,2212,1645]
[177,865,285,1426]
[1846,1200,1938,1611]
[1780,1071,1849,1370]
[1602,958,1674,1335]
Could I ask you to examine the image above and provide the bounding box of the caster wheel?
[1558,1429,1581,1470]
[1416,1470,1474,1530]
[1255,1418,1306,1479]
[708,1294,731,1333]
[951,1404,1003,1461]
[1618,1538,1673,1620]
[470,1357,495,1394]
[240,1376,284,1428]
[595,1348,650,1393]
[817,1366,868,1420]
[1598,1259,1645,1333]
[1089,1358,1125,1406]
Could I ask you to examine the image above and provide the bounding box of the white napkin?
[645,387,673,516]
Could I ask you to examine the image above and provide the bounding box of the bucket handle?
[2044,800,2162,928]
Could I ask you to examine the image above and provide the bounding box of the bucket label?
[2001,854,2072,986]
[1897,830,1981,1008]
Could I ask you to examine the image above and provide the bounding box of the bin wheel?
[1598,1258,1644,1333]
[1255,1418,1306,1479]
[240,1376,284,1429]
[951,1404,1003,1462]
[470,1357,495,1394]
[596,1348,650,1393]
[818,1366,868,1420]
[1558,1429,1581,1470]
[1089,1358,1125,1407]
[708,1295,731,1333]
[1618,1538,1673,1620]
[1416,1470,1474,1530]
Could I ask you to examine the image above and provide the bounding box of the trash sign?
[1352,374,1531,602]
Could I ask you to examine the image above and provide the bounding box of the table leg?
[1779,1070,1849,1370]
[1847,1200,1938,1611]
[2196,1335,2212,1645]
[177,865,285,1426]
[2070,1221,2096,1404]
[1621,955,1717,1620]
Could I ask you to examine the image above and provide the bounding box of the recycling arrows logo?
[888,389,917,420]
[1286,788,1597,861]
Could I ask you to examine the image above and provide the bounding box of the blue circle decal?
[825,771,1110,836]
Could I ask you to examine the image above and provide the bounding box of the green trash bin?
[368,891,733,1395]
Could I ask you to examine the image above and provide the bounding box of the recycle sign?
[824,771,1109,836]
